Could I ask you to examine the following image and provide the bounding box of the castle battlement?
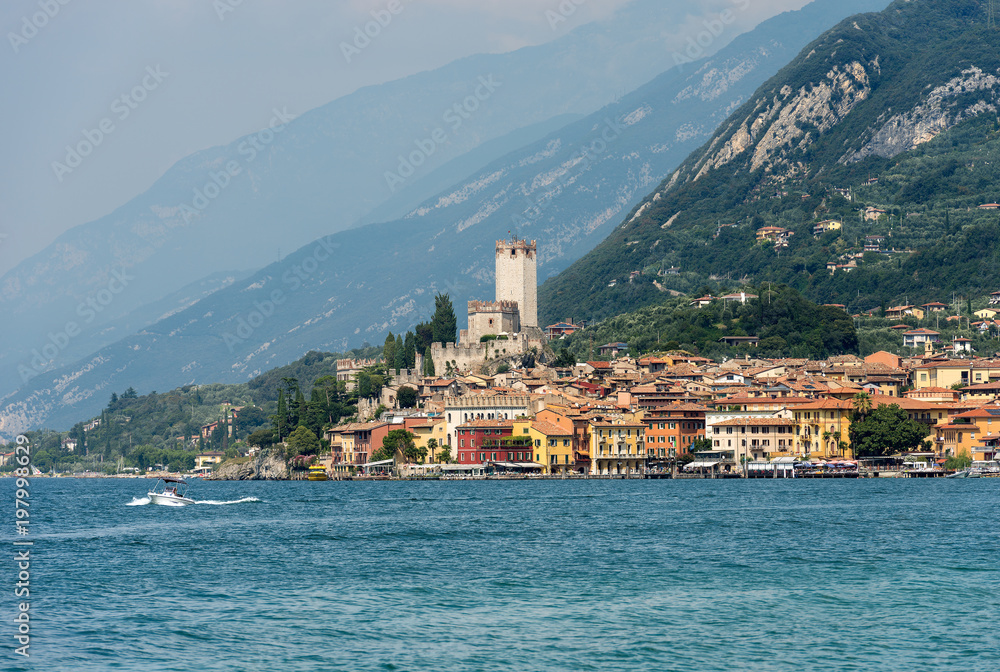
[496,237,536,258]
[468,299,519,314]
[445,394,532,408]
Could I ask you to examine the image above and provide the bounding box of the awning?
[686,460,720,468]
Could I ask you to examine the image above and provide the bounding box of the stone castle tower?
[495,237,537,329]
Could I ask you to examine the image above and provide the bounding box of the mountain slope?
[540,0,1000,325]
[0,0,893,436]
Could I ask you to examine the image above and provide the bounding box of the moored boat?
[308,465,329,481]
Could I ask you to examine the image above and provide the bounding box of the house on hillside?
[690,295,716,308]
[922,302,948,313]
[864,207,887,221]
[545,321,580,339]
[813,220,842,236]
[903,328,940,349]
[885,305,924,321]
[598,342,629,356]
[864,235,885,251]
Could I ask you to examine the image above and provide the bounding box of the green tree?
[432,293,457,344]
[397,386,418,408]
[851,392,873,418]
[273,389,289,442]
[393,334,405,373]
[379,429,421,464]
[554,348,576,367]
[438,444,453,464]
[414,322,434,353]
[404,331,416,369]
[295,389,308,428]
[426,438,439,463]
[286,426,321,459]
[690,437,713,453]
[422,347,435,376]
[247,428,276,448]
[850,404,927,457]
[383,333,396,370]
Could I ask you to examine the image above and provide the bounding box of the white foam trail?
[195,497,262,506]
[127,496,151,506]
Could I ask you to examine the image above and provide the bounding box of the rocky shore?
[211,451,291,480]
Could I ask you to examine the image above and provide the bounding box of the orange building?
[642,402,708,459]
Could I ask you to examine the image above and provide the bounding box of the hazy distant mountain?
[0,0,892,436]
[0,0,710,397]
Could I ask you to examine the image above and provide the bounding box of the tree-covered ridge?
[10,347,376,474]
[541,0,1000,325]
[553,285,857,361]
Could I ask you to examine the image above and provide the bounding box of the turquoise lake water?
[2,478,998,671]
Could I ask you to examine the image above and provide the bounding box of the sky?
[0,0,810,278]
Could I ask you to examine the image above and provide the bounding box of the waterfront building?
[588,419,647,475]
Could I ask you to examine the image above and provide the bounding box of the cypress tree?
[431,293,457,344]
[404,332,416,368]
[383,333,396,370]
[394,334,405,373]
[275,390,288,442]
[423,347,435,376]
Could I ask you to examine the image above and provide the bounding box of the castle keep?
[495,237,537,329]
[434,236,544,375]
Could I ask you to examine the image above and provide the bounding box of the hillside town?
[316,237,1000,479]
[323,348,1000,478]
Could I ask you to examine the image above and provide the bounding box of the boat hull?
[148,492,196,506]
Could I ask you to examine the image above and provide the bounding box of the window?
[460,440,464,447]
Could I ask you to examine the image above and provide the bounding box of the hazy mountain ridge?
[0,0,893,437]
[1,0,709,399]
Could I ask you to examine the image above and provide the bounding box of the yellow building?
[933,403,1000,459]
[792,398,854,458]
[588,419,646,475]
[513,420,574,474]
[409,418,448,462]
[913,360,1000,389]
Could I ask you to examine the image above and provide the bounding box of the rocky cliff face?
[213,451,289,480]
[843,66,1000,162]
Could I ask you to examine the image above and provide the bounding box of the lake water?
[2,478,998,671]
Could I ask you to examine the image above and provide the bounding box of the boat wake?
[128,496,261,506]
[195,497,262,506]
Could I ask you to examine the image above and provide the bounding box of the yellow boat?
[308,465,328,481]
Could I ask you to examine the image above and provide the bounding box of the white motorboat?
[148,477,196,506]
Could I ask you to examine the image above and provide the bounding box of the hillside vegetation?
[541,0,1000,324]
